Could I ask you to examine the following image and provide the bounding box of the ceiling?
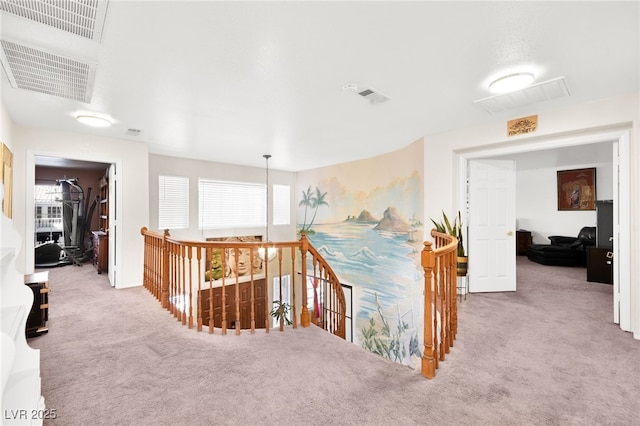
[1,1,638,172]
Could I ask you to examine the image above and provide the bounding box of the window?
[273,184,290,225]
[199,179,265,229]
[47,206,62,218]
[158,175,189,229]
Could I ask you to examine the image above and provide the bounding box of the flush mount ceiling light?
[489,72,536,94]
[76,115,112,128]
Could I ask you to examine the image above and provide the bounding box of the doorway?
[459,127,631,333]
[29,155,116,286]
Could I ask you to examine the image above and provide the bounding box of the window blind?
[158,175,189,229]
[199,179,266,229]
[273,184,290,225]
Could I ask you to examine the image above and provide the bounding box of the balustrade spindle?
[140,228,347,341]
[187,246,193,329]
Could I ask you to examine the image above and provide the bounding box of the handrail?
[142,226,459,377]
[421,229,458,379]
[140,227,346,339]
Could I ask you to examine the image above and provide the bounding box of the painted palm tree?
[298,186,313,232]
[305,187,329,232]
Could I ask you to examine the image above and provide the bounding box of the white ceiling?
[1,1,638,172]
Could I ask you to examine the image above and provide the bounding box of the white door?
[468,159,516,293]
[107,164,116,287]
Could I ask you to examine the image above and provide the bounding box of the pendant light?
[259,154,277,261]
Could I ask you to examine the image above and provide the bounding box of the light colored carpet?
[29,257,640,425]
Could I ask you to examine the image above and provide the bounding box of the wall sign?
[507,115,538,137]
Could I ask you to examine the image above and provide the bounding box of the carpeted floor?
[28,257,640,425]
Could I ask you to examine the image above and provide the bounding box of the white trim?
[27,150,122,287]
[457,126,633,336]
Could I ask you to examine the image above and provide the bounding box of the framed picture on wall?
[557,167,596,211]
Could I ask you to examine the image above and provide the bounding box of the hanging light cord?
[263,154,271,242]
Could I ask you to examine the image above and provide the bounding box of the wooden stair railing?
[421,229,458,379]
[140,228,346,339]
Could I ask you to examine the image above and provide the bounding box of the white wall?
[149,154,297,242]
[516,161,613,244]
[11,125,149,289]
[423,93,639,339]
[1,102,13,151]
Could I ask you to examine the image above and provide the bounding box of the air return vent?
[474,76,571,114]
[0,39,96,102]
[357,87,391,104]
[0,0,109,41]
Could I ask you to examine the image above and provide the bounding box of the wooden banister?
[142,226,459,378]
[421,229,458,379]
[140,227,346,339]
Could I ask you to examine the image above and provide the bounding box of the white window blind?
[273,184,290,225]
[199,179,266,229]
[158,175,189,229]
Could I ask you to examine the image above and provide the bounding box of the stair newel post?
[449,249,456,348]
[299,233,310,328]
[181,245,187,325]
[421,241,436,379]
[291,247,297,329]
[161,229,170,310]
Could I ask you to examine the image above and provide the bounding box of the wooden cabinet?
[516,230,532,255]
[92,170,109,274]
[92,231,108,274]
[24,271,49,337]
[587,247,613,284]
[98,173,109,232]
[199,279,266,329]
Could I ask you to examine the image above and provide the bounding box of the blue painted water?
[305,222,423,323]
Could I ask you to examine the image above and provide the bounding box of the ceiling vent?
[0,0,109,41]
[0,39,96,103]
[357,87,391,104]
[474,76,571,114]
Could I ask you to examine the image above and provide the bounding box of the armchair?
[527,226,596,266]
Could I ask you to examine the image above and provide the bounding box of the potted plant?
[270,300,292,331]
[430,211,468,276]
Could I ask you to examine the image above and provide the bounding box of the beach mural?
[296,139,424,368]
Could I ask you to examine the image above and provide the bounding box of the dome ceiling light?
[489,72,536,94]
[76,115,112,127]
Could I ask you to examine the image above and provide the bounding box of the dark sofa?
[527,226,596,266]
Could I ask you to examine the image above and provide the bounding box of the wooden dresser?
[516,230,532,256]
[92,230,108,274]
[199,278,266,329]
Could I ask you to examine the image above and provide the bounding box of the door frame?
[26,151,122,288]
[457,126,631,331]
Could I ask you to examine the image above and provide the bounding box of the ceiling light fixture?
[489,72,535,94]
[76,115,112,128]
